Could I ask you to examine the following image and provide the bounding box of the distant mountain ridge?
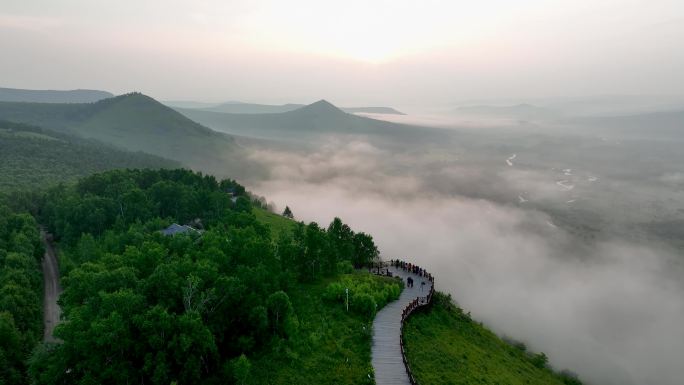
[203,102,306,114]
[165,100,405,115]
[453,103,559,120]
[175,99,443,144]
[0,93,256,178]
[162,100,223,109]
[342,106,405,115]
[0,86,114,103]
[571,109,684,138]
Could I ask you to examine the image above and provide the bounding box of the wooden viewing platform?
[372,264,435,385]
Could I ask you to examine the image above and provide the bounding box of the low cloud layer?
[246,138,684,385]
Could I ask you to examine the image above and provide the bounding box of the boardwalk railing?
[375,260,435,385]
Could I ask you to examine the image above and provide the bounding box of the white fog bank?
[247,140,684,385]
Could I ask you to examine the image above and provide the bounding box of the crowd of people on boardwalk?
[390,259,434,282]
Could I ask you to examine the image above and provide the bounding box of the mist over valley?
[218,100,684,385]
[2,2,684,384]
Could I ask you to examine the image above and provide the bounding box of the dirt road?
[41,230,62,342]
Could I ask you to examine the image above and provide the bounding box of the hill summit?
[169,99,405,115]
[292,99,346,116]
[82,92,220,138]
[175,98,444,145]
[0,92,257,178]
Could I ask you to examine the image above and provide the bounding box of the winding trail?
[41,230,62,342]
[372,266,433,385]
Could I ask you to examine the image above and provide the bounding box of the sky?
[1,0,683,108]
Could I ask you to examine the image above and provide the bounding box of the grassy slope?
[404,293,578,385]
[249,272,401,385]
[249,210,579,385]
[252,207,297,239]
[0,120,178,192]
[251,208,389,384]
[250,208,391,383]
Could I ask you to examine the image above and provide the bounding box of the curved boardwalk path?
[41,231,62,342]
[372,266,433,385]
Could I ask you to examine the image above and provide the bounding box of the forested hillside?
[0,94,259,179]
[0,87,113,103]
[27,169,394,385]
[0,204,44,385]
[0,120,177,193]
[0,165,589,384]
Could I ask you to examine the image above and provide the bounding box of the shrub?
[323,282,346,302]
[232,354,251,385]
[352,293,377,319]
[530,352,548,369]
[336,260,354,274]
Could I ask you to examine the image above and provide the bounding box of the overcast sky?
[1,0,683,108]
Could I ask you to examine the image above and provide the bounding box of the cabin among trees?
[160,223,202,236]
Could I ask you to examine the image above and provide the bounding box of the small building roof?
[161,223,200,236]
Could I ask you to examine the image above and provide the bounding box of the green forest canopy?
[0,120,178,193]
[0,162,587,384]
[0,204,44,385]
[27,168,386,385]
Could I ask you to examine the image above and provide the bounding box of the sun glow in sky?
[190,0,553,63]
[237,1,473,63]
[1,0,683,104]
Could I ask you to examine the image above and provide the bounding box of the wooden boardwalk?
[372,266,433,385]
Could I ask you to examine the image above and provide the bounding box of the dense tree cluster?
[0,204,43,385]
[0,120,177,193]
[324,274,402,320]
[28,169,380,385]
[277,217,379,284]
